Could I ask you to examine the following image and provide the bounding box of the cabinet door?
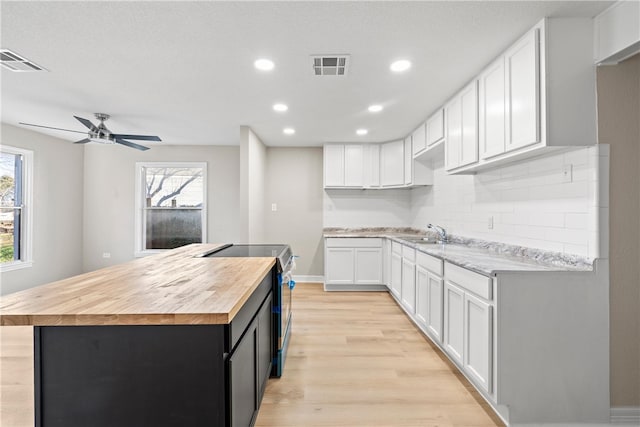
[505,28,540,152]
[354,248,383,284]
[426,272,444,343]
[344,144,364,187]
[426,109,444,146]
[415,265,429,326]
[229,323,258,427]
[445,97,462,171]
[380,140,404,186]
[324,145,345,187]
[404,136,412,185]
[401,258,416,314]
[390,252,402,298]
[364,144,380,188]
[460,80,479,167]
[479,57,506,160]
[325,248,354,285]
[464,293,493,394]
[443,281,464,365]
[412,123,427,156]
[257,294,273,399]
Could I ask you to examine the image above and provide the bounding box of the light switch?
[488,216,494,230]
[102,252,111,258]
[271,203,277,212]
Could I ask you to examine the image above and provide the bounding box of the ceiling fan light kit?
[19,113,161,151]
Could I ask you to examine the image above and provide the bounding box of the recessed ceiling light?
[356,129,368,136]
[273,103,288,112]
[283,128,295,135]
[254,58,274,71]
[368,104,383,113]
[390,60,411,73]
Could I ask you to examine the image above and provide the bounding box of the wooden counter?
[0,244,276,326]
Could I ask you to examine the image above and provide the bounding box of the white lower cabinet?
[324,238,383,290]
[401,257,416,314]
[443,281,465,365]
[426,272,444,342]
[464,292,493,394]
[415,265,429,326]
[355,248,383,284]
[390,252,402,298]
[325,247,354,285]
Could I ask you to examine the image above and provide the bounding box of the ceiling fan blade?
[18,122,87,134]
[74,138,91,144]
[73,116,99,133]
[115,138,150,151]
[111,134,162,142]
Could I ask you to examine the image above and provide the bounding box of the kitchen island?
[0,244,276,427]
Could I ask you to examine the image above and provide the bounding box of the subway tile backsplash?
[411,145,608,259]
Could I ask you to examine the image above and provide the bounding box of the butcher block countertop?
[0,244,276,326]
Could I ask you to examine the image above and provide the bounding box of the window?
[135,162,207,255]
[0,145,33,271]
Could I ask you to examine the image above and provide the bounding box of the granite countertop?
[0,244,276,326]
[324,228,594,276]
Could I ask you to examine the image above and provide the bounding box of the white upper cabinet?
[344,144,364,187]
[380,140,405,187]
[479,57,506,160]
[446,80,478,171]
[426,109,445,147]
[411,123,427,156]
[404,136,412,185]
[505,28,540,152]
[323,144,345,187]
[323,144,363,188]
[445,18,596,174]
[363,144,380,188]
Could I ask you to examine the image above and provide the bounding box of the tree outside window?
[136,163,207,253]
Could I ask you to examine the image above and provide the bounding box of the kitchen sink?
[400,236,442,244]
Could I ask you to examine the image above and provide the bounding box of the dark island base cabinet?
[34,271,274,427]
[228,292,272,427]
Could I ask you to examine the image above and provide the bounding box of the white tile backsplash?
[324,146,609,260]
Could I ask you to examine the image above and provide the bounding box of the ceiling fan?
[19,113,161,151]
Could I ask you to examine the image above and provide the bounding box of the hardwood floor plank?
[255,284,503,426]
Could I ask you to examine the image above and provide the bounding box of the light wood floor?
[0,283,503,427]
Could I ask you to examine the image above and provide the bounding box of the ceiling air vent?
[311,55,350,76]
[1,49,47,72]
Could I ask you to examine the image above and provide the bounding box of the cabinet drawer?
[402,245,416,262]
[326,238,382,248]
[391,241,403,255]
[444,262,492,300]
[417,251,443,276]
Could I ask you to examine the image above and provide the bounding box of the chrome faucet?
[427,224,448,243]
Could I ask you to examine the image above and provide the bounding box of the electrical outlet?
[488,216,494,230]
[271,203,277,212]
[102,252,111,259]
[563,164,573,183]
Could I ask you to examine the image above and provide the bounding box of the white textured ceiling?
[1,1,612,147]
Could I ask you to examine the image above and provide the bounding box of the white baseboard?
[292,275,324,283]
[611,406,640,424]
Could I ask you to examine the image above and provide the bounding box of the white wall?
[411,147,604,259]
[0,124,84,295]
[239,126,267,242]
[324,189,412,228]
[265,148,324,276]
[83,144,240,272]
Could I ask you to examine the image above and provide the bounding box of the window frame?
[134,162,207,257]
[0,145,34,272]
